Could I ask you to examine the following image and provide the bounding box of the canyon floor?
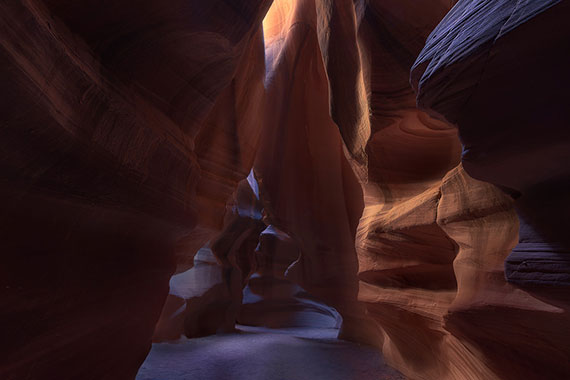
[136,326,405,380]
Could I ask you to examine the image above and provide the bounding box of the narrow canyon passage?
[2,1,570,379]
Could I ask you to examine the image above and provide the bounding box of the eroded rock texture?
[255,0,374,341]
[3,0,570,379]
[152,247,224,342]
[412,0,570,288]
[261,0,570,379]
[408,0,570,378]
[239,225,343,330]
[0,0,270,379]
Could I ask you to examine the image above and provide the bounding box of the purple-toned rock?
[239,275,342,330]
[153,247,224,342]
[412,0,570,287]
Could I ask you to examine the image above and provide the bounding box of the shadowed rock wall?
[0,1,271,378]
[2,0,569,379]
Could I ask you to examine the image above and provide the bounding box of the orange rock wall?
[255,0,369,339]
[2,0,569,379]
[261,1,570,379]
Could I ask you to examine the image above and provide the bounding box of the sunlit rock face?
[410,0,570,378]
[3,0,570,379]
[412,0,570,288]
[359,166,522,379]
[255,0,374,341]
[353,0,462,299]
[262,0,569,379]
[0,0,270,379]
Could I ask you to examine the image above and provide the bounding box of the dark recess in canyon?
[1,1,569,379]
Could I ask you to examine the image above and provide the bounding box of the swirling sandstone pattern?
[255,0,371,340]
[0,1,270,379]
[262,0,570,378]
[2,0,569,379]
[412,0,570,288]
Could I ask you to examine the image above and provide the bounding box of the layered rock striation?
[412,0,570,288]
[0,1,270,378]
[2,1,570,379]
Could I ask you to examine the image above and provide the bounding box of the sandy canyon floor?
[137,326,404,380]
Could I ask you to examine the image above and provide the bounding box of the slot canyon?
[1,0,569,379]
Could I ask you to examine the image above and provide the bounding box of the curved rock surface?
[3,0,570,379]
[255,0,371,341]
[152,247,224,342]
[0,1,270,379]
[412,0,570,287]
[240,225,343,330]
[280,0,570,378]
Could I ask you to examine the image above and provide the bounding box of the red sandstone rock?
[239,225,342,329]
[353,0,570,378]
[0,1,270,378]
[407,1,570,377]
[262,1,570,379]
[3,1,570,379]
[256,0,373,341]
[202,175,266,335]
[412,0,570,288]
